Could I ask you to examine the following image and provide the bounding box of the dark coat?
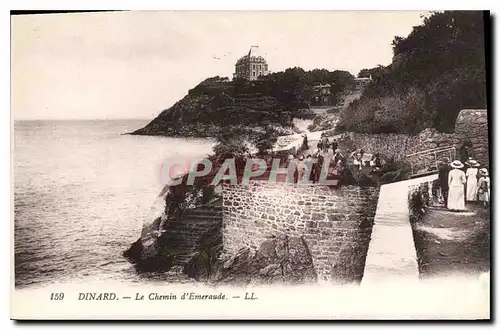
[438,163,450,190]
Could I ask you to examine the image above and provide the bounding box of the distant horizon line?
[13,118,153,121]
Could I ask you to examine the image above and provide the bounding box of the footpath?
[362,174,438,284]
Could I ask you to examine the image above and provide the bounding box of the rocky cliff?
[129,78,314,138]
[185,235,318,285]
[308,88,365,132]
[123,172,319,285]
[123,175,223,272]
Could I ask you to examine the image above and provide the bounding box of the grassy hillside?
[337,11,488,134]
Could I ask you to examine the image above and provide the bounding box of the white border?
[2,1,499,328]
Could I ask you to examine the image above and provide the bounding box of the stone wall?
[455,109,489,167]
[347,109,489,169]
[348,132,413,162]
[222,182,380,283]
[349,128,459,163]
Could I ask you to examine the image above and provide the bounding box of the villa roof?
[236,46,267,64]
[247,45,261,57]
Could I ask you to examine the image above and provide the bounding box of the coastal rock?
[123,173,222,272]
[185,235,318,285]
[183,224,223,282]
[123,238,143,261]
[128,80,288,138]
[282,236,318,283]
[331,243,369,284]
[214,248,255,285]
[123,238,174,272]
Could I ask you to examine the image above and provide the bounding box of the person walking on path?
[304,155,314,183]
[447,160,467,211]
[466,159,480,202]
[323,146,334,167]
[330,139,338,153]
[319,133,329,151]
[286,154,296,183]
[370,153,383,172]
[310,153,320,183]
[296,155,307,183]
[459,140,472,164]
[332,149,344,167]
[351,149,363,171]
[438,158,451,206]
[301,134,309,152]
[477,168,490,207]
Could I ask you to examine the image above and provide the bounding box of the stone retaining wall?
[349,128,459,162]
[348,109,488,168]
[455,109,489,167]
[222,182,380,283]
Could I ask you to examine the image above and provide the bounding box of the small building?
[233,46,269,81]
[355,76,372,88]
[312,84,332,105]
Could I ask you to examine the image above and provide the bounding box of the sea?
[13,120,215,288]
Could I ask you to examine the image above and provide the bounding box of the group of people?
[285,132,384,184]
[437,157,490,211]
[287,148,343,184]
[316,133,339,153]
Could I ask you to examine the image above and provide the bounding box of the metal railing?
[406,145,456,178]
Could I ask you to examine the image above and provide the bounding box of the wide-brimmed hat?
[450,160,464,169]
[469,160,480,167]
[479,168,489,176]
[335,149,341,153]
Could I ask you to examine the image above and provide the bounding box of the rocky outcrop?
[308,89,364,132]
[123,178,222,272]
[128,79,297,138]
[184,235,318,286]
[308,112,340,132]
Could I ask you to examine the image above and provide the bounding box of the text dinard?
[77,292,227,300]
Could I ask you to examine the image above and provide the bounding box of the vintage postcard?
[10,10,491,320]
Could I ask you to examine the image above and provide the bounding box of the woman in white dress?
[447,160,467,211]
[466,160,480,201]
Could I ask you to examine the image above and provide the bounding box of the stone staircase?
[160,201,222,265]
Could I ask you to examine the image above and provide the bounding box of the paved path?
[362,174,438,285]
[275,130,348,153]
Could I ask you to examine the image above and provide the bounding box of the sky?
[11,11,429,120]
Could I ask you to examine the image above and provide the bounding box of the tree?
[250,126,279,155]
[357,65,385,80]
[340,11,487,134]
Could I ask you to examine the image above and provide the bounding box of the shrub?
[338,166,378,187]
[408,184,430,224]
